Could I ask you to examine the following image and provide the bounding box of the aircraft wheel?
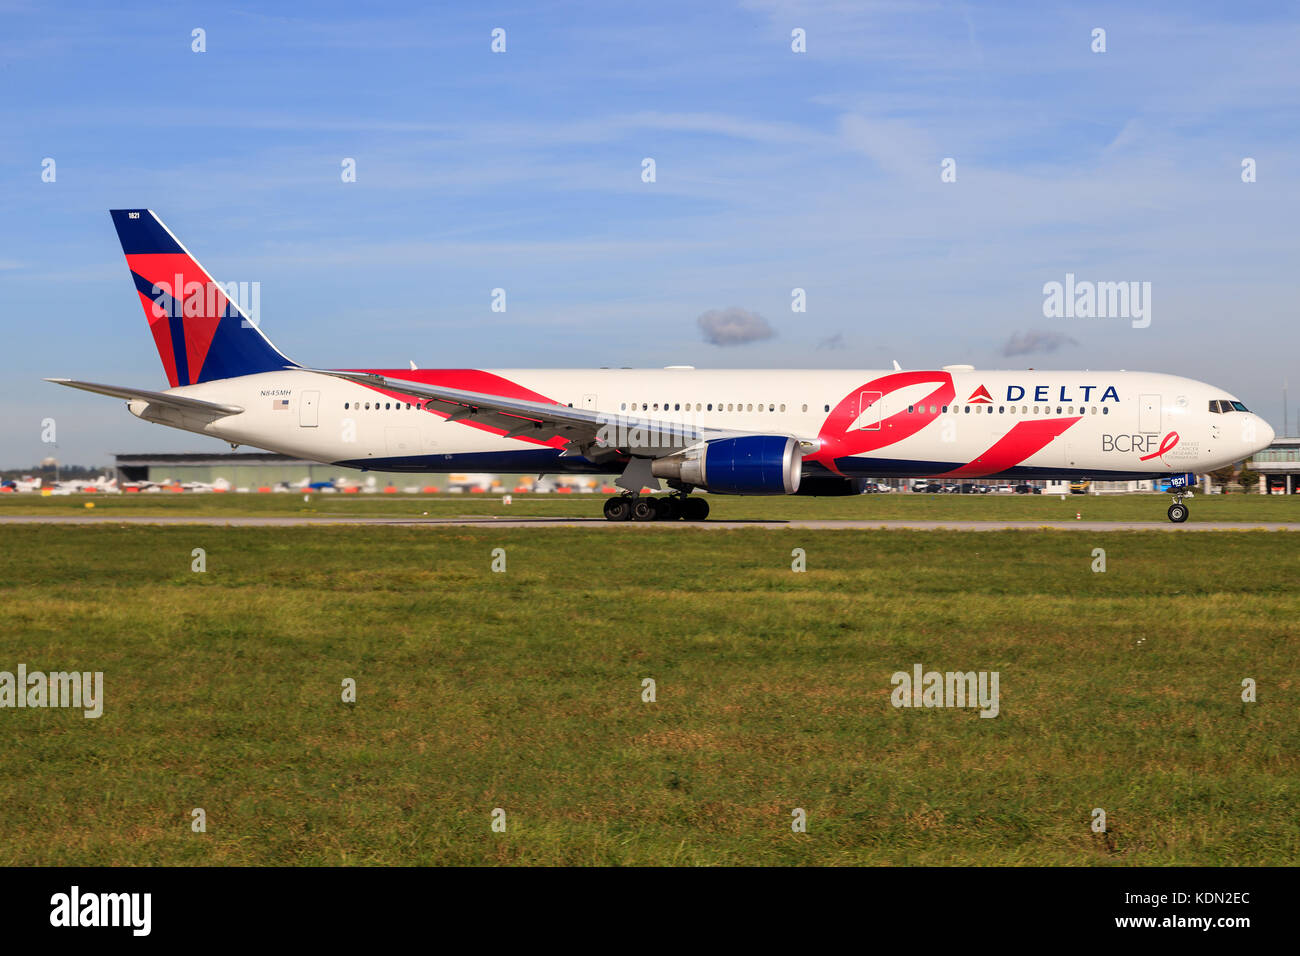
[1167,503,1188,523]
[657,496,681,520]
[604,497,632,521]
[631,497,658,521]
[682,497,710,521]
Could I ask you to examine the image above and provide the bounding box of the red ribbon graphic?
[808,370,956,474]
[1139,431,1179,463]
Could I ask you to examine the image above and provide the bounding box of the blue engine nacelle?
[650,435,802,495]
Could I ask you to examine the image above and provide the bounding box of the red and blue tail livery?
[109,209,296,387]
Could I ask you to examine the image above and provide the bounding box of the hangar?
[112,452,398,489]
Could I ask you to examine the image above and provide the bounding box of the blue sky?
[2,0,1298,466]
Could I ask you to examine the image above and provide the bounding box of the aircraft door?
[859,391,882,430]
[300,390,319,427]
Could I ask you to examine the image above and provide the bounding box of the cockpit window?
[1209,399,1245,413]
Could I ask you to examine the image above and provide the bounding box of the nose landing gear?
[1167,491,1191,523]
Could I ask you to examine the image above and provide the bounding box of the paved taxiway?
[3,515,1297,531]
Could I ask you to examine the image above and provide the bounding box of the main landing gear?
[1167,490,1191,523]
[603,493,709,522]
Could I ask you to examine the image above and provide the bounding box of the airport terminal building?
[1251,436,1300,494]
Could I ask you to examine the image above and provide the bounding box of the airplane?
[48,209,1276,523]
[47,476,118,495]
[0,477,43,493]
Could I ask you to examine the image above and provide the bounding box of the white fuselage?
[132,367,1273,482]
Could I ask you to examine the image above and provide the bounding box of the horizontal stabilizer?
[45,378,244,415]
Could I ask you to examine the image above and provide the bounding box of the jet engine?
[650,435,801,495]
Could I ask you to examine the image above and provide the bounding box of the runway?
[3,515,1297,531]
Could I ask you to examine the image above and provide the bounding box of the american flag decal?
[271,398,290,411]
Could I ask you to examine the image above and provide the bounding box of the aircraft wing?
[45,378,245,415]
[303,367,712,455]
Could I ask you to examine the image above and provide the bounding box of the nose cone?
[1254,416,1275,452]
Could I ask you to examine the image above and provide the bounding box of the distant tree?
[1237,463,1259,494]
[0,463,103,482]
[1208,463,1238,494]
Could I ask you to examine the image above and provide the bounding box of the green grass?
[1,489,1298,522]
[0,526,1295,865]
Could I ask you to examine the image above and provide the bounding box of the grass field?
[1,489,1298,523]
[0,524,1295,865]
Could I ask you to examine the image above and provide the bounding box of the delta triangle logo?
[967,384,993,404]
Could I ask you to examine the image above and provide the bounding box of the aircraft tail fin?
[109,209,297,386]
